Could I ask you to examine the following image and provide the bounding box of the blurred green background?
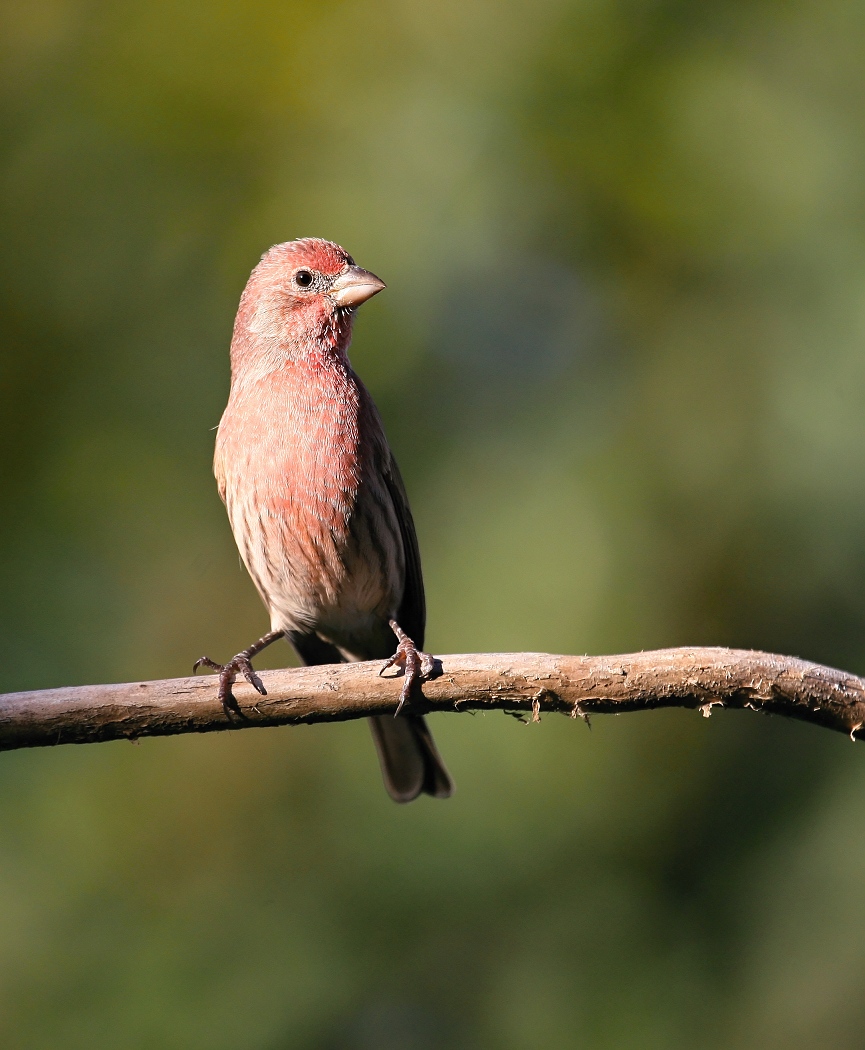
[3,0,865,1046]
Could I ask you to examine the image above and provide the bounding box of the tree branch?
[1,648,864,751]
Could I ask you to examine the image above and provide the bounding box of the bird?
[194,237,453,803]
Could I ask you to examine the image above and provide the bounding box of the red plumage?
[201,238,453,802]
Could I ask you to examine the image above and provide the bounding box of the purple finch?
[196,239,453,803]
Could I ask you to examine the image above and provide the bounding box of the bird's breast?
[215,362,403,639]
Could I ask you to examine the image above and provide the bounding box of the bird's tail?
[287,629,453,803]
[368,714,454,803]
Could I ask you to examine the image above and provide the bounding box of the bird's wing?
[382,454,426,651]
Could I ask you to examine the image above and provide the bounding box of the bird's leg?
[379,619,437,716]
[193,630,284,718]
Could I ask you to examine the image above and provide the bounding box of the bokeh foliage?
[3,0,865,1046]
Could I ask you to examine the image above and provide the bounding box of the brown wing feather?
[378,455,453,800]
[287,430,452,803]
[382,454,426,649]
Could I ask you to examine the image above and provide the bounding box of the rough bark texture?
[1,648,864,751]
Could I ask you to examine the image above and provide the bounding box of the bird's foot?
[193,630,283,718]
[193,651,268,719]
[379,618,437,715]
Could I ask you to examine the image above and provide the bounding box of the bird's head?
[234,238,386,371]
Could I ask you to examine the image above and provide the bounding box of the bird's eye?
[295,269,313,288]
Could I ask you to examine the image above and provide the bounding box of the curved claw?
[193,655,223,674]
[235,656,267,696]
[379,654,400,678]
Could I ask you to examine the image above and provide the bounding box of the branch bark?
[0,648,864,751]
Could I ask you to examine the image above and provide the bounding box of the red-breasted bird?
[195,238,453,802]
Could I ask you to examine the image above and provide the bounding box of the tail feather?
[368,714,454,803]
[288,629,454,803]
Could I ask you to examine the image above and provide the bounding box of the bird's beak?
[328,266,387,308]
